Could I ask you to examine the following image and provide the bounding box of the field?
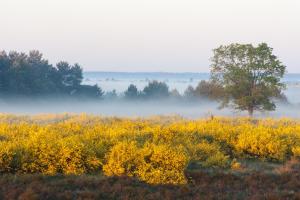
[1,114,300,199]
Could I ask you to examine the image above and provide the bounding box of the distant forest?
[0,48,287,114]
[0,50,221,100]
[0,50,102,98]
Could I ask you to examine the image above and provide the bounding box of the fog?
[0,98,299,119]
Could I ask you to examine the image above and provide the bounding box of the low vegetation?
[0,114,300,187]
[1,161,300,200]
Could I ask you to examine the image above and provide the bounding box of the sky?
[0,0,299,73]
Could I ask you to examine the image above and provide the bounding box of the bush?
[0,142,17,173]
[235,129,292,161]
[103,141,143,177]
[188,141,230,168]
[103,142,189,184]
[0,115,300,185]
[292,147,300,158]
[138,144,188,184]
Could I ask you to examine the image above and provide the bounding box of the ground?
[1,159,300,200]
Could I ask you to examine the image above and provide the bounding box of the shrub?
[0,114,300,185]
[103,141,143,177]
[137,144,189,184]
[0,142,17,173]
[235,129,291,161]
[188,141,230,168]
[103,142,189,184]
[292,147,300,158]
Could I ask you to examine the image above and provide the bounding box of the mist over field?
[0,97,299,118]
[1,72,299,118]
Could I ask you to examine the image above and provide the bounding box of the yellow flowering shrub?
[187,141,229,168]
[0,141,17,172]
[0,114,300,184]
[137,144,188,184]
[103,142,188,184]
[103,141,143,177]
[292,147,300,158]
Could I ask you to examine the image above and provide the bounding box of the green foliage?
[189,141,230,168]
[142,81,169,99]
[184,80,225,100]
[210,43,286,115]
[195,80,225,100]
[104,89,118,100]
[0,50,102,98]
[56,61,83,92]
[184,85,196,99]
[124,84,139,99]
[76,85,104,98]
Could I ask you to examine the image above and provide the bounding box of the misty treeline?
[0,50,102,98]
[0,43,288,115]
[121,81,224,101]
[0,50,222,101]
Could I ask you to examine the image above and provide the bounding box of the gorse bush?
[188,141,230,168]
[103,141,142,177]
[103,141,189,184]
[103,142,188,184]
[138,143,188,184]
[0,114,300,184]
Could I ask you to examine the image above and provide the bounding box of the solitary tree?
[210,43,286,115]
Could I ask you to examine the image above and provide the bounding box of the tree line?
[122,43,288,116]
[0,43,287,115]
[0,50,222,100]
[0,50,102,98]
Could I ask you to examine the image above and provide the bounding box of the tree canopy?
[142,81,169,99]
[124,84,139,99]
[0,50,102,98]
[210,43,286,115]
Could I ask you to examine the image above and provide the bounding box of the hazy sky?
[0,0,299,72]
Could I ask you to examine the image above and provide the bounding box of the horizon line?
[83,71,300,74]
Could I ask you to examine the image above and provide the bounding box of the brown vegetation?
[1,159,300,200]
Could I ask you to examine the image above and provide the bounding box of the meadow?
[1,114,300,199]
